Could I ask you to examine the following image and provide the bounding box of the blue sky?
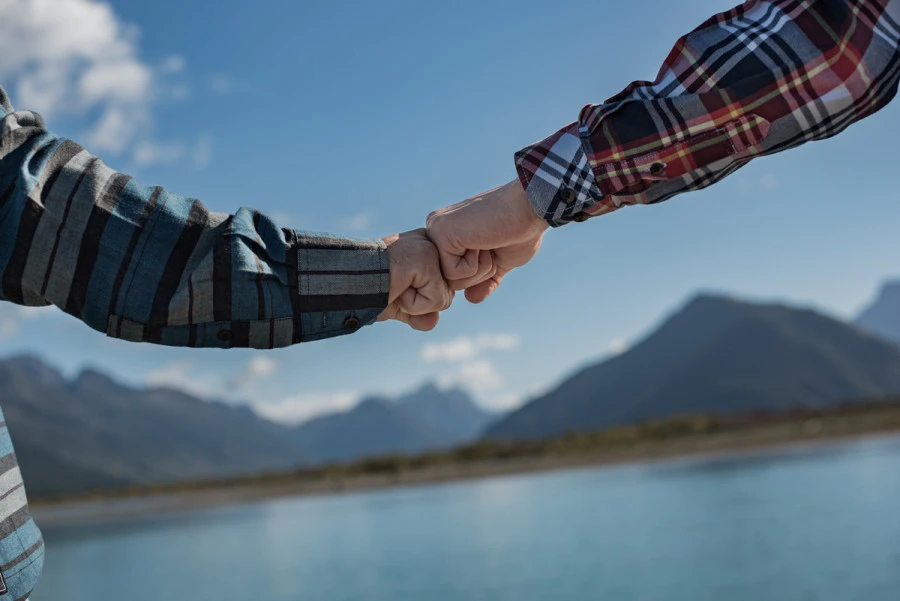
[1,0,899,422]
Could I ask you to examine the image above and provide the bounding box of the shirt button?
[649,162,666,176]
[561,188,577,205]
[344,316,361,329]
[217,329,234,342]
[573,212,590,223]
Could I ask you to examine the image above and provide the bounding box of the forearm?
[0,94,389,348]
[516,0,900,227]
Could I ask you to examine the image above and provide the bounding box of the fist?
[426,179,548,303]
[378,229,454,331]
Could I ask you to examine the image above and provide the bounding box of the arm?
[428,0,900,299]
[517,0,900,226]
[0,87,451,349]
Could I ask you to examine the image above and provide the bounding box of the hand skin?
[378,229,454,331]
[426,179,549,303]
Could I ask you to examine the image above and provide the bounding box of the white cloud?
[254,391,361,425]
[421,333,520,363]
[339,211,374,232]
[0,0,188,161]
[78,60,152,106]
[425,334,520,399]
[438,359,505,391]
[229,355,279,390]
[208,74,234,94]
[146,361,220,398]
[608,337,630,356]
[458,360,504,390]
[146,355,278,402]
[133,139,187,167]
[0,304,51,340]
[130,132,210,169]
[424,337,476,362]
[84,106,148,155]
[485,392,523,412]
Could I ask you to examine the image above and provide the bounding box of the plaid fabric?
[516,0,900,226]
[0,85,391,599]
[0,87,390,349]
[0,407,43,601]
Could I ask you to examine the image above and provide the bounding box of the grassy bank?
[31,399,900,512]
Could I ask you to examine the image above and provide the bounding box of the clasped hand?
[378,179,548,330]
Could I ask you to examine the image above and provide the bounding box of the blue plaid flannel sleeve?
[0,86,390,349]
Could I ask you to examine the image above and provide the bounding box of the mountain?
[856,280,900,344]
[394,384,496,440]
[291,385,494,463]
[0,356,493,495]
[0,357,308,497]
[292,397,457,463]
[486,295,900,441]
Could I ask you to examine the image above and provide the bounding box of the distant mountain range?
[6,282,900,498]
[0,359,493,497]
[486,294,900,441]
[293,385,496,463]
[856,279,900,344]
[0,357,306,497]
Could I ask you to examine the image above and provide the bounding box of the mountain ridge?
[291,384,496,462]
[0,357,492,495]
[486,294,900,441]
[856,279,900,344]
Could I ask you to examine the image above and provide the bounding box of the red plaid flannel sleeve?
[515,0,900,227]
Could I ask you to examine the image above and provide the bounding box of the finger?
[385,305,441,331]
[426,213,479,280]
[398,276,454,315]
[449,250,496,291]
[407,312,440,332]
[464,271,506,304]
[438,245,480,281]
[378,302,403,323]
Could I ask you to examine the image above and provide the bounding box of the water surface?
[35,436,900,600]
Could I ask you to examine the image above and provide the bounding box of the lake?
[33,435,900,601]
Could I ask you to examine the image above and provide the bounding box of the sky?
[0,0,899,423]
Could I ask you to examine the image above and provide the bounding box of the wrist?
[381,233,402,302]
[499,178,549,236]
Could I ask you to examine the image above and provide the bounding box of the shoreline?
[31,423,900,528]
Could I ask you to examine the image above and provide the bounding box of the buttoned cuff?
[294,233,391,342]
[514,122,611,227]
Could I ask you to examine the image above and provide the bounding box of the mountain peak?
[71,367,122,392]
[0,354,54,371]
[355,397,393,412]
[487,295,900,441]
[394,383,494,440]
[877,279,900,297]
[0,356,307,498]
[677,293,784,319]
[682,292,741,308]
[0,355,65,386]
[856,279,900,344]
[414,381,441,394]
